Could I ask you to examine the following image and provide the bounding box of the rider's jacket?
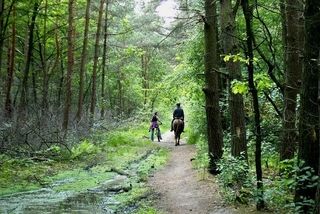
[173,107,184,119]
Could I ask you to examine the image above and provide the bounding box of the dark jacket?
[173,107,184,119]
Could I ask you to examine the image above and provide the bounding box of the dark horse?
[173,118,183,146]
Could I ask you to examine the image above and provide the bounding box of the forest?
[0,0,319,213]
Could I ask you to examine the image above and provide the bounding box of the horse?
[173,118,183,146]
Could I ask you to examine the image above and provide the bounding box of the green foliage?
[193,138,210,179]
[106,132,136,147]
[262,159,296,212]
[217,155,253,204]
[222,53,256,65]
[294,163,319,213]
[231,80,249,95]
[71,139,101,160]
[255,73,273,91]
[134,205,160,214]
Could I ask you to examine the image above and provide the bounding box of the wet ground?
[0,174,133,214]
[0,132,269,214]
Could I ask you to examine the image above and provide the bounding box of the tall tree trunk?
[4,5,16,119]
[0,0,4,84]
[101,0,109,118]
[241,0,264,210]
[76,0,91,122]
[56,30,63,108]
[280,0,287,76]
[90,0,105,119]
[220,0,247,158]
[203,0,223,174]
[295,0,320,212]
[280,0,303,160]
[316,53,320,214]
[41,0,49,112]
[18,2,39,117]
[32,66,37,105]
[62,0,75,130]
[142,52,149,106]
[117,69,123,118]
[0,0,15,90]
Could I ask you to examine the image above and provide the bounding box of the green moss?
[0,126,168,202]
[134,205,162,214]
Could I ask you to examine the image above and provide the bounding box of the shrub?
[71,139,101,160]
[217,155,253,204]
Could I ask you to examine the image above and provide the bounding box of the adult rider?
[170,103,184,132]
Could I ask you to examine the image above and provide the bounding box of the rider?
[170,103,184,132]
[150,112,162,139]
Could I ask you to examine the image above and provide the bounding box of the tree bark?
[280,0,303,160]
[101,0,109,118]
[76,0,91,122]
[241,0,264,210]
[90,0,105,119]
[0,0,4,85]
[295,0,320,212]
[142,52,149,106]
[41,0,49,112]
[18,2,39,117]
[203,0,223,174]
[220,0,247,158]
[4,5,16,119]
[62,0,75,130]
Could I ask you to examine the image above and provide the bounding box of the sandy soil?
[148,132,239,214]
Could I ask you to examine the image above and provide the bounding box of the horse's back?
[173,119,183,132]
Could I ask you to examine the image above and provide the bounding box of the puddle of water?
[0,149,159,214]
[0,176,129,214]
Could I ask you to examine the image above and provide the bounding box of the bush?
[217,155,253,204]
[71,139,101,160]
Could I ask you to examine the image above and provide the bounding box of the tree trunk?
[101,0,109,118]
[0,0,4,85]
[32,66,38,105]
[220,0,247,158]
[18,2,39,117]
[142,53,149,106]
[62,0,75,130]
[241,0,264,210]
[4,5,16,119]
[90,0,105,119]
[203,0,223,174]
[280,0,303,160]
[295,0,320,212]
[41,0,49,112]
[117,70,123,118]
[76,0,91,122]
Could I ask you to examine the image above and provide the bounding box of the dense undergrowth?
[188,118,307,213]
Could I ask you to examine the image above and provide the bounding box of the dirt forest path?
[148,132,239,214]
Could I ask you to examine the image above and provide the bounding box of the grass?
[0,125,168,197]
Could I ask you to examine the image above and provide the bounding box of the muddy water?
[0,175,130,214]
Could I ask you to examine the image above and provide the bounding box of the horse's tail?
[173,119,183,136]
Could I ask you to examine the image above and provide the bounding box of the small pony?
[173,118,183,146]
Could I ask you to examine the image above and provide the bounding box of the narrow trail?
[148,132,238,214]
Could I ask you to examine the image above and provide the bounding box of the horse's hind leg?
[174,136,178,146]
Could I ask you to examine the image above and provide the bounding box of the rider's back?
[173,108,184,118]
